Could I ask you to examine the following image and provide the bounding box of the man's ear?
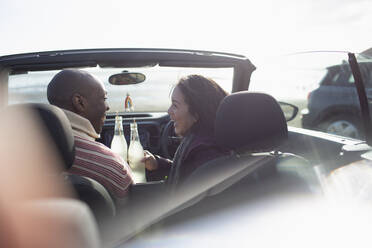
[71,93,85,113]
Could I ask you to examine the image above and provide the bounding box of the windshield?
[9,51,372,141]
[250,51,372,141]
[8,66,234,113]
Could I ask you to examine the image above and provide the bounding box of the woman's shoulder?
[186,134,229,158]
[178,134,229,181]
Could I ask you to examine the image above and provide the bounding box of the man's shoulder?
[74,136,116,156]
[73,135,130,170]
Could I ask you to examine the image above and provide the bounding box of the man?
[47,69,133,205]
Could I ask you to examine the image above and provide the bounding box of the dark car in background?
[302,60,372,139]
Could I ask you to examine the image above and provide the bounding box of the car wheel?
[318,115,362,139]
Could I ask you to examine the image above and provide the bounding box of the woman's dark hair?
[175,74,228,135]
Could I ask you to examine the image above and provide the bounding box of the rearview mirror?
[109,72,146,85]
[278,102,299,122]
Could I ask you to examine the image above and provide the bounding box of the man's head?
[47,69,109,134]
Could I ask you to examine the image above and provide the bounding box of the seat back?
[23,103,116,226]
[65,175,116,224]
[7,103,75,171]
[215,91,288,152]
[180,92,313,202]
[24,199,101,248]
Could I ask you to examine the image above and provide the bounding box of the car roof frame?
[0,48,256,93]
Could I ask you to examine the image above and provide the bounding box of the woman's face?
[168,86,198,137]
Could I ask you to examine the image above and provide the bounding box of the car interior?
[0,49,369,246]
[123,91,317,235]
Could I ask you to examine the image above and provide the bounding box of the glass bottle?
[128,120,146,183]
[111,115,128,163]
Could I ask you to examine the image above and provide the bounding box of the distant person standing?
[47,69,133,205]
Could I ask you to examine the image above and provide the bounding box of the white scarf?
[62,109,100,141]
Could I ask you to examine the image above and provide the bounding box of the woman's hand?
[142,150,159,171]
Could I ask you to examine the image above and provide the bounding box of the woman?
[144,74,229,187]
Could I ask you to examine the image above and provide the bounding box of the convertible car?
[1,49,372,247]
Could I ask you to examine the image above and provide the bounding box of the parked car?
[302,59,372,139]
[1,49,372,247]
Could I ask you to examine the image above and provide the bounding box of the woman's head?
[168,75,228,137]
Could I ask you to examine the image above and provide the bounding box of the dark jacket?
[146,131,229,186]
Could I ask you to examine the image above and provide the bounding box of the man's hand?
[142,150,158,171]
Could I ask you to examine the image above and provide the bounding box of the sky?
[1,0,372,64]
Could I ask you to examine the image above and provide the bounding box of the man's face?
[83,77,110,134]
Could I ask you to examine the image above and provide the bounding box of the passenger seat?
[178,92,315,206]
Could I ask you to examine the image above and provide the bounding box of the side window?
[330,62,372,88]
[332,62,372,88]
[348,74,355,84]
[359,63,372,88]
[368,71,372,88]
[321,66,354,86]
[329,66,354,86]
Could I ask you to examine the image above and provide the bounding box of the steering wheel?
[160,121,181,159]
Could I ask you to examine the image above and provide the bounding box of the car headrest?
[32,104,75,170]
[9,103,75,170]
[215,92,288,152]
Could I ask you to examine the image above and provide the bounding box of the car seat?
[176,92,315,209]
[23,103,116,228]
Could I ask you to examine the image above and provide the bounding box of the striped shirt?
[69,136,133,199]
[62,109,133,201]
